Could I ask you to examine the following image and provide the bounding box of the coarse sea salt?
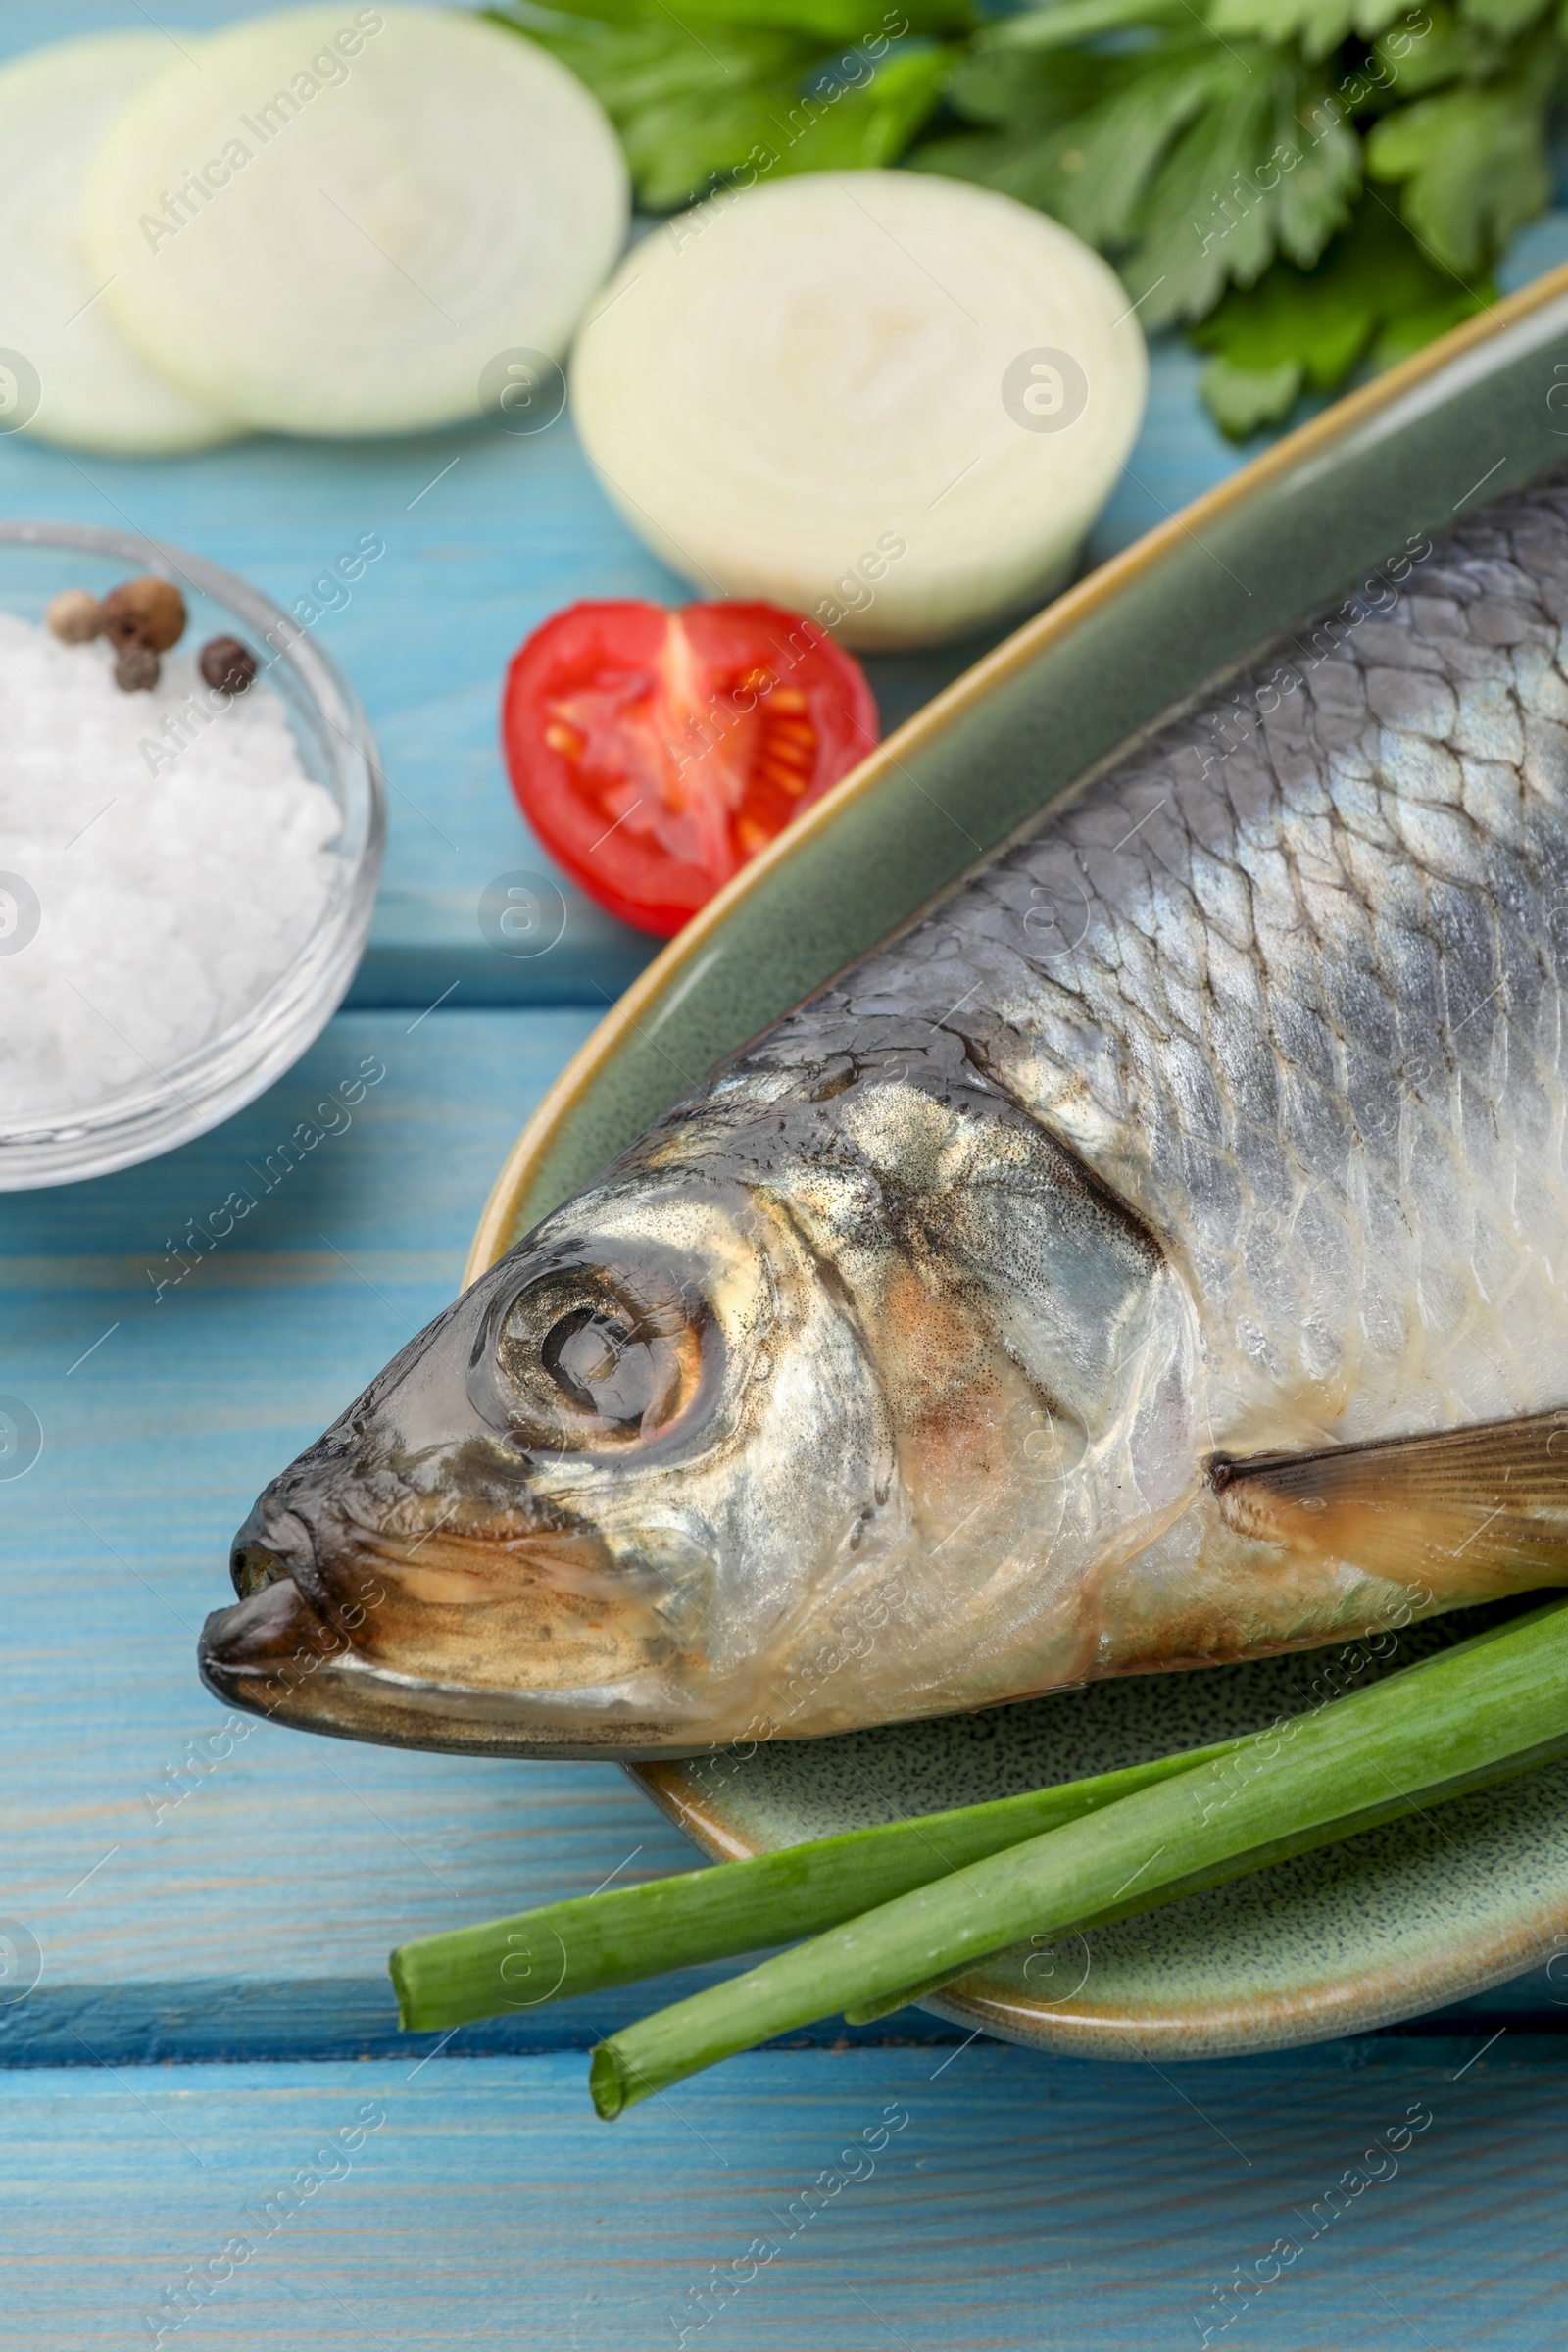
[0,609,341,1121]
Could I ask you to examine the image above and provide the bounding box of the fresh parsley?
[486,0,964,211]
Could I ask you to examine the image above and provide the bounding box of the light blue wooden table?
[7,6,1568,2343]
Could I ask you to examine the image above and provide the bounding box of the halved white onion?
[570,172,1148,649]
[0,33,238,456]
[84,4,628,438]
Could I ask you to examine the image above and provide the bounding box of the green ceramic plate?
[469,266,1568,2059]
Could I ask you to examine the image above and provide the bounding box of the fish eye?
[491,1265,709,1451]
[541,1308,670,1425]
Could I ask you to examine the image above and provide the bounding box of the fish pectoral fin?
[1208,1407,1568,1593]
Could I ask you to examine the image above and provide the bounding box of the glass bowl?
[0,521,385,1190]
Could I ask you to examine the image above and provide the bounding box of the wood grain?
[4,2041,1567,2349]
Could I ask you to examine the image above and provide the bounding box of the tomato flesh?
[502,600,879,937]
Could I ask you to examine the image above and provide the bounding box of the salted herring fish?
[202,466,1568,1758]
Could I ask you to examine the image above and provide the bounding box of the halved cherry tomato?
[501,600,879,937]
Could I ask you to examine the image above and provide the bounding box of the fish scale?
[201,468,1568,1756]
[745,481,1568,1451]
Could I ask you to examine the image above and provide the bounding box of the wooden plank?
[3,2038,1567,2347]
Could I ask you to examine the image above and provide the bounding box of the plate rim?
[468,259,1568,2058]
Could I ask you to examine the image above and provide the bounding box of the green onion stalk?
[391,1730,1248,2031]
[588,1599,1568,2117]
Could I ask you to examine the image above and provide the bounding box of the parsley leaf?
[1206,0,1412,62]
[495,13,816,208]
[769,46,955,173]
[489,2,954,208]
[1190,196,1491,435]
[1365,65,1558,273]
[1458,0,1553,34]
[1369,1,1516,90]
[923,32,1358,324]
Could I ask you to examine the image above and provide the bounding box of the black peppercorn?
[199,634,258,696]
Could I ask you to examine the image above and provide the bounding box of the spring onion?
[590,1598,1568,2116]
[391,1729,1247,2031]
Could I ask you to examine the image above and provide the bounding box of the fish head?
[199,1136,898,1756]
[200,1062,1194,1755]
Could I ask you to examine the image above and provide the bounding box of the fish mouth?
[230,1532,299,1599]
[201,1501,718,1760]
[198,1574,716,1758]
